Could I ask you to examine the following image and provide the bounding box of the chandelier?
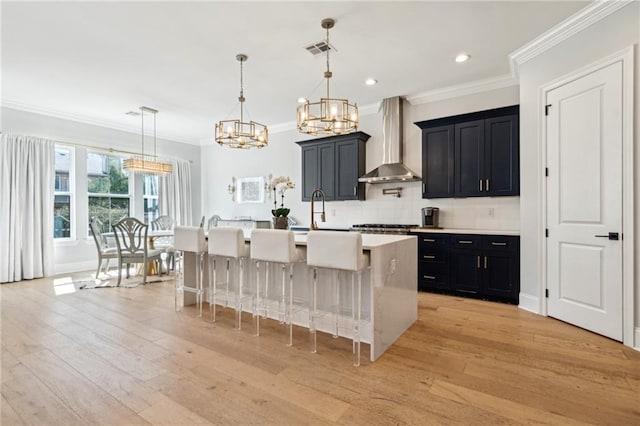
[215,54,268,149]
[297,18,358,136]
[123,106,172,175]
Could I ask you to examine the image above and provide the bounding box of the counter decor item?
[270,176,295,229]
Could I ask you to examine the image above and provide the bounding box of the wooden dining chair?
[112,217,164,286]
[151,215,175,271]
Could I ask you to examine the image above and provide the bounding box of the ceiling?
[2,1,588,145]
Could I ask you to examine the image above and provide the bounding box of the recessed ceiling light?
[297,97,307,104]
[365,78,378,86]
[455,53,470,63]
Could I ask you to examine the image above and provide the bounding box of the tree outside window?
[54,147,73,238]
[87,152,130,234]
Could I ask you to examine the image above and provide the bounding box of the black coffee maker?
[421,207,440,228]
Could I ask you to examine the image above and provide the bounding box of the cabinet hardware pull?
[353,186,357,196]
[422,182,426,193]
[424,238,436,243]
[484,256,488,269]
[423,255,435,259]
[458,240,473,244]
[423,275,436,280]
[479,179,483,192]
[491,242,507,246]
[485,178,489,191]
[476,256,480,268]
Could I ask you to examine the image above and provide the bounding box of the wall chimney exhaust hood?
[358,96,421,184]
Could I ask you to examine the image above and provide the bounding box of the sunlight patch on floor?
[53,276,77,295]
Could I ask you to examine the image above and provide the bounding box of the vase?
[273,216,289,230]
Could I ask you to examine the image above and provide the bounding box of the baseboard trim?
[633,327,640,352]
[54,261,96,275]
[518,293,540,314]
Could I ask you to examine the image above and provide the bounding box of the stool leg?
[175,251,183,312]
[264,262,270,319]
[211,256,217,322]
[255,261,260,336]
[280,264,286,324]
[333,270,339,338]
[225,259,231,308]
[287,263,294,347]
[236,257,243,330]
[310,267,317,353]
[352,270,362,367]
[196,252,203,318]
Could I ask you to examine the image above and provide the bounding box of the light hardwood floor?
[1,271,639,425]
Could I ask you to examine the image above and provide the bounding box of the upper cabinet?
[296,131,370,201]
[416,105,519,198]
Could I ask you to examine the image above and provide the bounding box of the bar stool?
[306,231,368,367]
[250,229,304,345]
[208,227,250,329]
[173,226,207,317]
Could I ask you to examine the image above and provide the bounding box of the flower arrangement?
[270,176,295,217]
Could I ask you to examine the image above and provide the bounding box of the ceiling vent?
[305,41,336,56]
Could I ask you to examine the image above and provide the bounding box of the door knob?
[594,232,619,240]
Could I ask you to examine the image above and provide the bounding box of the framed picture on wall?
[236,176,265,203]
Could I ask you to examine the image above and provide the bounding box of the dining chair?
[112,217,164,286]
[89,217,119,278]
[151,215,175,271]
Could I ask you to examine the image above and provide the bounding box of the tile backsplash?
[317,182,520,231]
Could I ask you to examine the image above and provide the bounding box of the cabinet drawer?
[419,234,449,250]
[482,235,519,251]
[420,251,447,263]
[418,263,449,290]
[451,235,482,249]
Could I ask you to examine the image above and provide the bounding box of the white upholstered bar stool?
[207,227,250,328]
[306,231,368,367]
[250,229,304,345]
[173,226,207,317]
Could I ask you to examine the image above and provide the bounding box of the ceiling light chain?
[215,54,268,149]
[124,106,173,175]
[297,18,358,136]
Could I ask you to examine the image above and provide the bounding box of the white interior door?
[546,60,623,341]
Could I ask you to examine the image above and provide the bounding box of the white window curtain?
[158,159,192,226]
[0,133,55,283]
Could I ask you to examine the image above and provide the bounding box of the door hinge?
[545,228,549,238]
[545,104,552,116]
[545,167,549,177]
[545,289,549,298]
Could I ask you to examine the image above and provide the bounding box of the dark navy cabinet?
[296,132,369,202]
[421,125,454,198]
[416,105,519,199]
[412,231,520,304]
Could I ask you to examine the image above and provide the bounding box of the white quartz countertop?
[294,233,416,249]
[410,228,520,236]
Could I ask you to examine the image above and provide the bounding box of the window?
[87,152,130,234]
[54,147,73,238]
[143,175,159,223]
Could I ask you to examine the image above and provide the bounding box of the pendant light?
[215,54,268,149]
[297,18,358,136]
[123,106,172,174]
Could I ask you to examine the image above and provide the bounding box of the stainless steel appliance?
[421,207,440,228]
[351,224,418,235]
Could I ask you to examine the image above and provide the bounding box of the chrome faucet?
[310,188,326,230]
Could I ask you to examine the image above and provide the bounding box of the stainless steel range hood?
[358,97,421,184]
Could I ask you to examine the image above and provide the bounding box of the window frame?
[54,145,75,241]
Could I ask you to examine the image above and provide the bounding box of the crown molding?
[405,74,518,106]
[2,99,197,145]
[509,0,632,77]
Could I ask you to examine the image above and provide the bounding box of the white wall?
[517,3,639,339]
[201,86,520,230]
[1,107,202,273]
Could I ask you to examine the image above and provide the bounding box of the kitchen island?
[181,233,417,362]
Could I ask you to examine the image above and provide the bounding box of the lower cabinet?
[414,232,519,304]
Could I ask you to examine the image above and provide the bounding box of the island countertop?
[410,228,520,236]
